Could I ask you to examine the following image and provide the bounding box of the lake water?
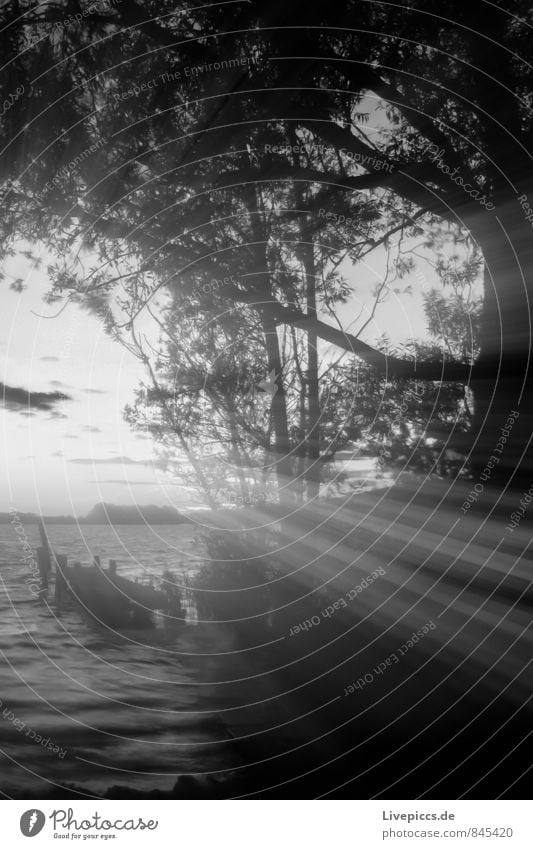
[1,497,531,799]
[0,523,252,798]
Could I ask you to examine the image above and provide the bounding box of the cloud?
[51,450,64,457]
[81,425,102,433]
[1,382,72,412]
[83,387,107,395]
[63,434,79,439]
[49,411,68,420]
[40,356,60,362]
[69,455,152,465]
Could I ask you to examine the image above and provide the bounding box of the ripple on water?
[0,524,236,795]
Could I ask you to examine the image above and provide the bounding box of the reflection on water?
[1,486,532,798]
[0,523,246,798]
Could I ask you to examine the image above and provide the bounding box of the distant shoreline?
[0,502,193,526]
[0,503,287,527]
[0,519,195,525]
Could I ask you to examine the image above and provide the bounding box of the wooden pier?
[36,520,186,630]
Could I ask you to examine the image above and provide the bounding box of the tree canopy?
[1,0,531,491]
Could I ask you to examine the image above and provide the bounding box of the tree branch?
[227,291,473,381]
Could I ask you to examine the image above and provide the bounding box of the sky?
[0,90,452,516]
[0,235,435,516]
[0,248,200,515]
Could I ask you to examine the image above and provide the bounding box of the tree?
[1,0,529,487]
[121,173,373,506]
[237,0,533,485]
[123,303,278,507]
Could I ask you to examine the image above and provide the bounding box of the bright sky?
[0,234,436,515]
[0,248,200,515]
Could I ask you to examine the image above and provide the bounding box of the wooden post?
[54,554,68,608]
[37,518,52,577]
[36,548,50,593]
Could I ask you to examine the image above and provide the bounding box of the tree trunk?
[248,182,297,509]
[227,406,249,501]
[261,312,295,509]
[301,242,321,501]
[467,208,533,490]
[290,325,308,506]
